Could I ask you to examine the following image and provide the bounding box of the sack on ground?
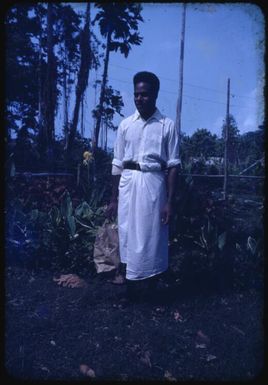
[93,221,120,273]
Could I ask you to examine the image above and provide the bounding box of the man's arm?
[161,166,178,225]
[162,118,181,224]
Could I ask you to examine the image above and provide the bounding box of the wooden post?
[175,3,186,139]
[223,78,230,200]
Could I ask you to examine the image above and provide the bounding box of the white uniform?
[112,108,180,280]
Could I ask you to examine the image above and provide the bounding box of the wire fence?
[179,173,264,200]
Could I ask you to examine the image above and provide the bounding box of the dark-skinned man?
[106,71,180,303]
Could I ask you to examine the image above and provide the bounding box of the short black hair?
[133,71,160,95]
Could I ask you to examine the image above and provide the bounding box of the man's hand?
[106,201,118,220]
[161,202,173,225]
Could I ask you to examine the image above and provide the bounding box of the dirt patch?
[4,265,264,381]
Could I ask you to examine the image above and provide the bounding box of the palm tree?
[92,3,143,149]
[66,3,91,155]
[43,3,58,166]
[39,2,56,155]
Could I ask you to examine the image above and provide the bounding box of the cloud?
[234,85,264,133]
[242,115,256,131]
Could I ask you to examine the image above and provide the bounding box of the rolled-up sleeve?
[166,121,181,168]
[112,164,122,175]
[112,122,125,174]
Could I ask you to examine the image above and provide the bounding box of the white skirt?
[118,169,168,280]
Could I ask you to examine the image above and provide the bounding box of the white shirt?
[112,108,180,174]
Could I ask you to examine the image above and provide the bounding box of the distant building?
[205,157,224,166]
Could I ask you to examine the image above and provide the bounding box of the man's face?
[134,82,157,116]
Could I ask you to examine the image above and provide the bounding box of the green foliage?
[49,205,61,227]
[5,3,101,160]
[180,130,223,175]
[193,215,227,265]
[92,2,143,148]
[6,190,106,273]
[173,181,227,275]
[170,174,263,290]
[77,147,113,209]
[237,128,264,173]
[93,3,143,57]
[180,118,264,177]
[12,127,41,172]
[60,190,73,219]
[221,114,240,165]
[5,145,113,273]
[221,114,239,141]
[247,236,259,255]
[5,4,41,134]
[5,152,16,178]
[92,85,124,131]
[188,128,219,158]
[234,233,263,290]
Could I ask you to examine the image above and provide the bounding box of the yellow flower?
[83,151,93,161]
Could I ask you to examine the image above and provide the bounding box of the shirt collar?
[132,108,164,123]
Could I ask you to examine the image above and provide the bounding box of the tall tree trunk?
[63,44,69,147]
[37,32,46,152]
[46,2,55,147]
[66,3,91,154]
[38,38,42,135]
[93,29,111,150]
[80,92,84,137]
[104,120,108,151]
[38,3,56,162]
[37,10,47,153]
[100,120,103,148]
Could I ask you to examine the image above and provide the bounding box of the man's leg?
[143,273,170,303]
[126,274,162,302]
[146,274,160,299]
[126,279,141,302]
[120,274,164,304]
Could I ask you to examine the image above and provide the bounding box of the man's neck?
[139,107,156,121]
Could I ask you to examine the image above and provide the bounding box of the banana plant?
[60,191,77,239]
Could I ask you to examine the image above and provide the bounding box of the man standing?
[107,71,180,302]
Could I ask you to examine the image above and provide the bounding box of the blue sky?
[66,3,265,146]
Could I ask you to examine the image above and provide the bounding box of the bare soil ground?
[4,264,264,382]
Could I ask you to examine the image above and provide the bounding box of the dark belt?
[123,161,141,170]
[123,161,166,171]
